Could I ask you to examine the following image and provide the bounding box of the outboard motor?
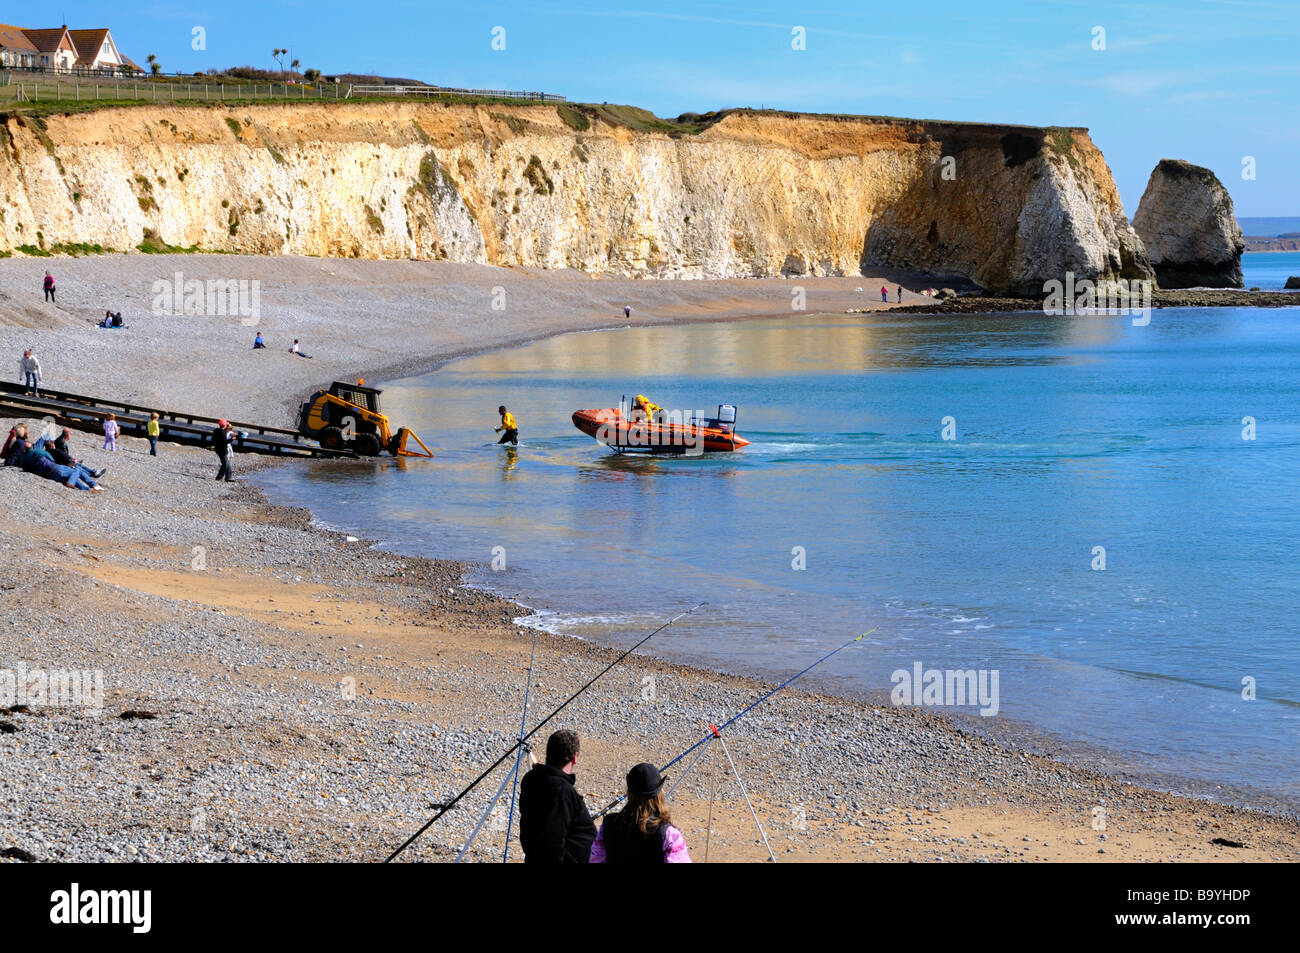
[716,404,737,432]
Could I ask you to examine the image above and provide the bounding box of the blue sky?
[34,0,1300,215]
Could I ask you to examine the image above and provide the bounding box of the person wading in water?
[589,763,692,863]
[495,405,519,446]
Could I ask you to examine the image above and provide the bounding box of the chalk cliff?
[0,102,1152,294]
[1133,159,1244,289]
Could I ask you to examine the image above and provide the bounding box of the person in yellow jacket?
[633,394,663,425]
[146,412,161,456]
[496,405,519,446]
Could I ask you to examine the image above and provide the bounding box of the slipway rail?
[0,381,353,459]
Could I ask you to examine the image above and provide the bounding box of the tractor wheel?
[353,433,382,457]
[320,426,345,450]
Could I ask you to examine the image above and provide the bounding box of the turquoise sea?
[256,305,1300,807]
[1243,251,1300,290]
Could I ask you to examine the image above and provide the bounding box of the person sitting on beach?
[11,437,100,490]
[2,423,29,464]
[100,310,124,328]
[589,763,691,864]
[47,428,106,478]
[253,332,266,349]
[289,339,313,359]
[518,729,597,864]
[19,349,41,397]
[495,405,518,446]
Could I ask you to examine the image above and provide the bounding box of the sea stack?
[1133,159,1245,288]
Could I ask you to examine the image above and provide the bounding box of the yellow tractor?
[297,380,432,457]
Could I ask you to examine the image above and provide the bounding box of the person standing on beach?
[589,763,691,863]
[146,412,160,456]
[897,286,903,303]
[495,405,518,446]
[102,413,119,452]
[624,305,632,319]
[880,285,888,303]
[43,271,55,303]
[518,729,597,864]
[19,350,41,396]
[213,419,237,481]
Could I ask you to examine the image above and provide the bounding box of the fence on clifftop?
[0,72,565,106]
[347,84,565,102]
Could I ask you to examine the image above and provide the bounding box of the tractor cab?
[329,380,383,415]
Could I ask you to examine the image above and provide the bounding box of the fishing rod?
[452,623,540,864]
[383,602,706,862]
[594,628,876,819]
[501,625,540,863]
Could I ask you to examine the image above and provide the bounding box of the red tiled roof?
[21,27,75,53]
[0,23,38,52]
[68,28,109,50]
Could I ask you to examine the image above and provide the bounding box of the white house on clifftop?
[0,23,141,72]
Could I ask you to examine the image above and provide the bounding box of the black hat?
[626,762,666,797]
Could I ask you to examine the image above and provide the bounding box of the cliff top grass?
[0,88,1088,137]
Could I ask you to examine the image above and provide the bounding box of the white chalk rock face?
[0,104,1153,294]
[1133,159,1245,289]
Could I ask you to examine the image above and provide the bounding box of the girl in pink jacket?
[589,763,691,863]
[102,413,119,451]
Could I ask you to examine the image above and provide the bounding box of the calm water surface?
[256,307,1300,804]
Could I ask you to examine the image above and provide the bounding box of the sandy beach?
[1,255,1297,862]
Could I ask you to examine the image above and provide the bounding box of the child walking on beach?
[103,413,119,452]
[146,412,160,456]
[19,349,41,396]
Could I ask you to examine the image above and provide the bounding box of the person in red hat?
[589,762,691,863]
[213,419,237,482]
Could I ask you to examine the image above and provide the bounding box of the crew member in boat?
[633,394,664,425]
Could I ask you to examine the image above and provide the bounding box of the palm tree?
[272,48,287,72]
[291,58,300,72]
[147,53,161,76]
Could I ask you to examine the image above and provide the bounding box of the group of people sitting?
[2,424,105,491]
[252,332,313,359]
[99,310,126,329]
[518,730,691,863]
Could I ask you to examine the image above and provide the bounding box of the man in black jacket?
[518,729,596,863]
[48,428,105,479]
[213,420,236,482]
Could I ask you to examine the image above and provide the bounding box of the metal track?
[0,381,353,459]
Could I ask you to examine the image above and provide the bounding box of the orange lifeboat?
[572,404,751,454]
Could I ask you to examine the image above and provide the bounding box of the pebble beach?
[1,254,1297,863]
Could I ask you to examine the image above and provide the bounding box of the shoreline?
[2,255,1297,861]
[272,468,1300,821]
